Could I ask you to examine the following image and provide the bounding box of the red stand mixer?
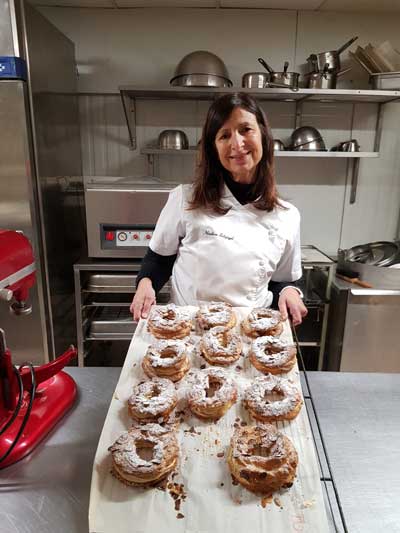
[0,229,77,469]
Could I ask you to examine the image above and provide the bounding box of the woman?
[131,92,307,325]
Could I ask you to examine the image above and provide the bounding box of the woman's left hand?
[278,288,308,326]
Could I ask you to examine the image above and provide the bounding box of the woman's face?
[214,107,263,184]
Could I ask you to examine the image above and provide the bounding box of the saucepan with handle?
[306,36,358,72]
[305,62,352,89]
[257,58,300,90]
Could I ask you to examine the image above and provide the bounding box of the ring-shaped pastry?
[142,339,190,382]
[200,326,242,366]
[241,308,284,338]
[249,336,297,374]
[187,368,237,420]
[148,304,192,339]
[243,374,303,423]
[197,301,236,330]
[109,423,179,487]
[128,378,178,423]
[227,424,298,494]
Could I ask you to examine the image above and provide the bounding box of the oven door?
[85,185,171,258]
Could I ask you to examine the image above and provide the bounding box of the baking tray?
[89,307,331,533]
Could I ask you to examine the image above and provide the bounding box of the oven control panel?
[115,230,153,246]
[100,224,155,251]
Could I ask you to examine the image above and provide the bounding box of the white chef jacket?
[149,183,302,307]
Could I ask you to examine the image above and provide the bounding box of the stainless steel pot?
[307,36,358,72]
[257,58,300,90]
[170,50,232,87]
[331,139,360,152]
[158,130,189,150]
[242,72,269,88]
[273,139,285,151]
[241,72,292,89]
[306,67,352,89]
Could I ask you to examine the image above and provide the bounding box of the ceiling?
[29,0,400,11]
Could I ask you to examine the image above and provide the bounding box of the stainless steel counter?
[1,369,399,532]
[1,368,120,533]
[306,372,400,533]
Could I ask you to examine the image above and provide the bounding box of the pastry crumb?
[184,426,201,436]
[274,497,283,509]
[302,498,315,509]
[217,452,224,458]
[261,494,273,508]
[220,482,224,487]
[176,513,184,519]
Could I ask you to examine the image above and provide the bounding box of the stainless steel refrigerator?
[0,0,85,364]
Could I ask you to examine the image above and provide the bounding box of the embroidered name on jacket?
[205,228,234,241]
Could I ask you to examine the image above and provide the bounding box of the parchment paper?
[89,307,330,533]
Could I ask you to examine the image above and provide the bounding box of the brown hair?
[189,92,282,214]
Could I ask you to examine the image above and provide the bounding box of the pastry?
[197,301,236,330]
[148,304,192,339]
[187,367,237,420]
[200,326,242,366]
[142,339,190,382]
[243,374,303,423]
[109,423,179,487]
[227,424,298,494]
[128,377,178,423]
[241,308,284,338]
[249,335,297,374]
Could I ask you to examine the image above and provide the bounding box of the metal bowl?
[291,126,326,151]
[273,139,285,151]
[170,51,232,87]
[171,74,232,88]
[158,130,189,150]
[293,138,326,151]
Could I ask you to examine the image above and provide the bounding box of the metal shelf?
[120,86,400,104]
[120,86,390,202]
[141,146,379,158]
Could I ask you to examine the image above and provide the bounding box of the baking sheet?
[89,307,330,533]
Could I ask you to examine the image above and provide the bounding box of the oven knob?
[105,231,115,241]
[118,232,127,241]
[145,233,151,240]
[133,233,139,240]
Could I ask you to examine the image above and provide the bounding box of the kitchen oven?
[74,177,177,366]
[85,176,178,259]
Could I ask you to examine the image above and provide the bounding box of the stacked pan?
[305,36,358,89]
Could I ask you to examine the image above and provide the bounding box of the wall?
[38,7,400,255]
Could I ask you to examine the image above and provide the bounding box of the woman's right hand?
[130,278,156,321]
